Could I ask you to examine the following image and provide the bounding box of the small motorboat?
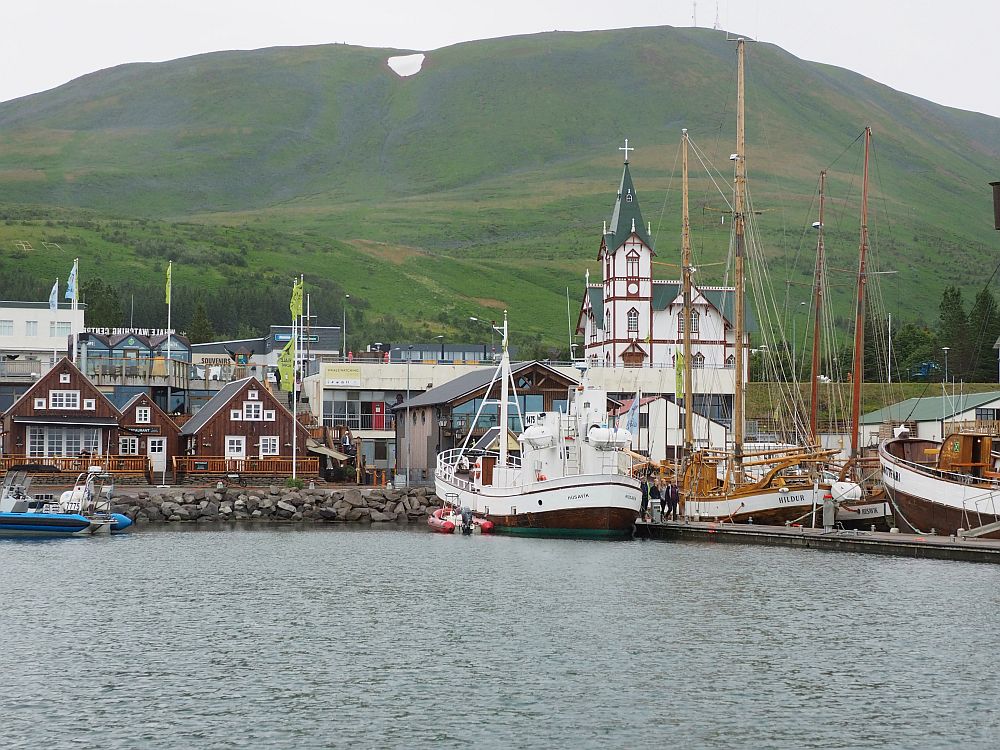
[427,506,494,535]
[0,464,133,537]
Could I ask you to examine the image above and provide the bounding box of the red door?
[373,402,385,430]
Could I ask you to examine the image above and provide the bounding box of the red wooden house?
[118,392,181,479]
[177,376,315,478]
[0,357,130,471]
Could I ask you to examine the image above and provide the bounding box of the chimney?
[992,182,1000,230]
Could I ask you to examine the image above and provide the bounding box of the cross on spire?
[619,138,634,163]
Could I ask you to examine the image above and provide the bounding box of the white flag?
[48,280,58,310]
[624,390,641,438]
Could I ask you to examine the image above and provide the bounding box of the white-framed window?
[49,321,71,338]
[119,436,140,455]
[243,401,262,420]
[34,397,46,409]
[259,436,279,456]
[264,410,276,421]
[136,406,151,424]
[627,308,639,335]
[25,320,38,336]
[230,409,241,420]
[83,399,96,410]
[247,390,259,400]
[49,390,80,409]
[59,373,71,383]
[725,354,736,369]
[692,352,706,369]
[0,320,12,336]
[626,250,639,278]
[678,310,700,334]
[605,309,611,335]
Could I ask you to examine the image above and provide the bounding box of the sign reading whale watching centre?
[324,364,362,388]
[85,327,175,336]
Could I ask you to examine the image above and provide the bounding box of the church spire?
[605,139,651,251]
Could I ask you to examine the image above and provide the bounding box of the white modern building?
[0,300,86,365]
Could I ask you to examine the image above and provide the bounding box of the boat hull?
[880,439,1000,537]
[687,486,825,527]
[0,512,111,537]
[435,475,641,539]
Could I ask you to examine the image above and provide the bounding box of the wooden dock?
[634,519,1000,564]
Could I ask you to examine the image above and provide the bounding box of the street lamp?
[942,346,950,383]
[470,316,496,361]
[406,344,413,486]
[435,334,444,360]
[343,294,350,360]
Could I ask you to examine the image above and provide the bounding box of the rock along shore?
[112,486,438,526]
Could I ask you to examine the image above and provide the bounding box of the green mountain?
[0,26,997,350]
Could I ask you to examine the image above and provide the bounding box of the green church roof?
[604,161,652,252]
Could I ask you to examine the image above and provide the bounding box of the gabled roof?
[120,392,181,433]
[3,356,121,419]
[861,391,1000,425]
[180,377,255,435]
[395,361,578,410]
[588,286,604,329]
[603,161,652,253]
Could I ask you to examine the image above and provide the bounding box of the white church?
[576,145,751,373]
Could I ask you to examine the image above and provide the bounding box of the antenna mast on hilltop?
[692,2,698,27]
[713,2,721,30]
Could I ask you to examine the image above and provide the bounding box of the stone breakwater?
[112,486,439,525]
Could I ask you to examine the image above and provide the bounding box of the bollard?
[871,525,876,532]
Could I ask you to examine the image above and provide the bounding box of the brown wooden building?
[1,357,124,466]
[118,392,182,478]
[177,376,314,477]
[392,361,580,483]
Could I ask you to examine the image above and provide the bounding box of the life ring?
[537,473,547,481]
[471,460,482,480]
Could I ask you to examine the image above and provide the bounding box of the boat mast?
[850,127,872,459]
[498,310,510,467]
[809,171,826,444]
[681,129,694,459]
[732,38,747,471]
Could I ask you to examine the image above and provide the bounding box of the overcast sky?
[5,0,999,117]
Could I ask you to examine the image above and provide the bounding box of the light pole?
[406,344,413,486]
[470,316,495,361]
[343,294,350,360]
[942,346,950,383]
[435,334,444,360]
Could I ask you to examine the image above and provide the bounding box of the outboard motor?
[461,506,474,535]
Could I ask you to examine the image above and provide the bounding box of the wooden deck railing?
[0,455,150,473]
[173,456,319,476]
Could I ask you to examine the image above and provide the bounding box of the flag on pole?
[675,348,684,397]
[277,337,295,392]
[623,390,641,438]
[49,280,58,310]
[65,260,78,301]
[165,261,172,305]
[290,277,303,318]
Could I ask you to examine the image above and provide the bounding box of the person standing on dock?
[649,478,661,521]
[641,475,651,521]
[666,481,679,521]
[657,478,668,519]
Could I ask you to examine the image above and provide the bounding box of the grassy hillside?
[0,26,997,345]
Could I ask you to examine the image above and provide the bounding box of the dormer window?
[626,189,633,203]
[725,355,736,369]
[692,352,706,369]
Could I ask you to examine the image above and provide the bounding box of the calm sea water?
[1,526,998,749]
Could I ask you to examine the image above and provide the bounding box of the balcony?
[325,413,397,432]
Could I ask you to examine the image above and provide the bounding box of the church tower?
[596,140,654,366]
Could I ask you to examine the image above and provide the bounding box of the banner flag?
[165,261,172,305]
[49,280,58,310]
[65,260,78,301]
[675,348,684,397]
[624,390,641,438]
[278,337,295,392]
[290,278,303,318]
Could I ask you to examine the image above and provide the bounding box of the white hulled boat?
[434,313,642,538]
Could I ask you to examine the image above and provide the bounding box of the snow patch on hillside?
[387,54,425,78]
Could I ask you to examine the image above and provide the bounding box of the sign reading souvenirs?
[84,328,175,337]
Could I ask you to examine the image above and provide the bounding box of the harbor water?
[2,526,998,749]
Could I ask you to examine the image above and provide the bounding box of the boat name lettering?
[882,466,900,482]
[778,494,806,504]
[566,493,590,501]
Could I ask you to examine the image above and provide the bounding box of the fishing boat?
[678,39,837,526]
[879,431,1000,537]
[0,464,133,537]
[427,505,495,535]
[434,313,642,538]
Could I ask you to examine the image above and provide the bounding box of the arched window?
[627,308,639,336]
[693,352,706,369]
[725,354,736,369]
[677,310,700,334]
[590,314,597,343]
[627,250,640,279]
[605,309,611,336]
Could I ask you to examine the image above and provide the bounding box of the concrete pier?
[635,519,1000,564]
